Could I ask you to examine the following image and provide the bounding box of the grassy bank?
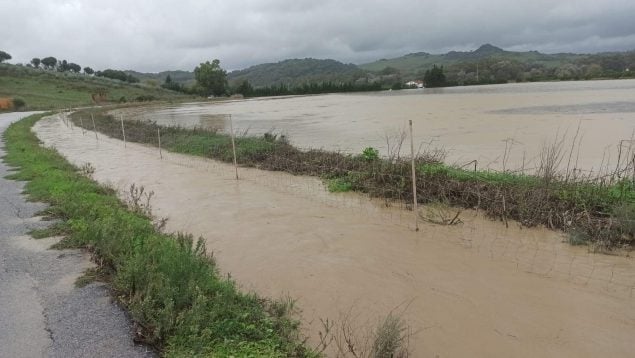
[71,108,634,249]
[0,64,190,110]
[3,113,314,357]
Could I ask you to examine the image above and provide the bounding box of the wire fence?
[53,110,635,299]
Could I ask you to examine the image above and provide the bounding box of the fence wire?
[54,111,635,299]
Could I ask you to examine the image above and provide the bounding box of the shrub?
[12,97,26,109]
[362,147,379,162]
[327,177,353,192]
[135,95,157,102]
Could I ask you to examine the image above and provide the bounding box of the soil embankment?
[35,115,635,357]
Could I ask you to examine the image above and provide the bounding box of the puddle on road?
[35,115,635,357]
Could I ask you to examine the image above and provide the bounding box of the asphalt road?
[0,112,154,358]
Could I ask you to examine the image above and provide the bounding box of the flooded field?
[35,116,635,357]
[118,79,635,173]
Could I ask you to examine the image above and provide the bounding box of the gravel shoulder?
[0,112,154,358]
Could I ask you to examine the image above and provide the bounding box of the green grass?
[418,162,634,248]
[0,64,189,110]
[28,222,69,239]
[420,163,634,209]
[327,177,353,192]
[420,163,540,186]
[3,113,314,357]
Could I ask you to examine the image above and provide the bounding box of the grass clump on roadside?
[28,222,69,239]
[3,113,314,357]
[69,108,634,250]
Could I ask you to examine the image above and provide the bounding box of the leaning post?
[120,115,126,147]
[158,127,163,159]
[228,114,239,180]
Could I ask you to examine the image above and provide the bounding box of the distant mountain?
[227,58,366,87]
[360,44,578,75]
[360,44,634,85]
[444,43,507,60]
[124,44,634,91]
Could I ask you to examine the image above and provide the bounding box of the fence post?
[79,117,85,135]
[229,114,239,180]
[66,110,73,131]
[409,119,419,231]
[120,115,126,147]
[158,127,163,159]
[91,114,98,140]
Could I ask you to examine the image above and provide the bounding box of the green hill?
[226,45,635,89]
[361,44,635,84]
[5,43,630,109]
[227,58,366,87]
[0,64,188,110]
[118,45,635,92]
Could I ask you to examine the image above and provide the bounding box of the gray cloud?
[1,0,634,72]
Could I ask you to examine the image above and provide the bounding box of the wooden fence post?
[158,127,162,159]
[120,115,126,147]
[229,114,239,180]
[91,114,98,140]
[409,120,419,231]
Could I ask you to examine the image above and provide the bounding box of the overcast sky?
[2,0,635,73]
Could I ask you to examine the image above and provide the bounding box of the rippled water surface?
[35,116,635,357]
[121,79,635,172]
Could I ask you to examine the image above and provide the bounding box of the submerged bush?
[327,177,353,192]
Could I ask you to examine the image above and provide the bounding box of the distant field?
[0,64,189,110]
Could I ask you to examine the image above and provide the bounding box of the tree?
[31,58,41,68]
[95,69,139,83]
[58,59,69,72]
[68,62,81,73]
[0,50,11,63]
[41,56,57,69]
[83,66,94,75]
[423,65,446,88]
[161,74,184,92]
[236,80,253,96]
[194,59,227,97]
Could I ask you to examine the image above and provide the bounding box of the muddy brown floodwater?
[115,79,635,173]
[36,115,635,357]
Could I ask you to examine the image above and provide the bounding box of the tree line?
[234,80,382,97]
[393,53,635,88]
[166,59,383,98]
[0,50,142,83]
